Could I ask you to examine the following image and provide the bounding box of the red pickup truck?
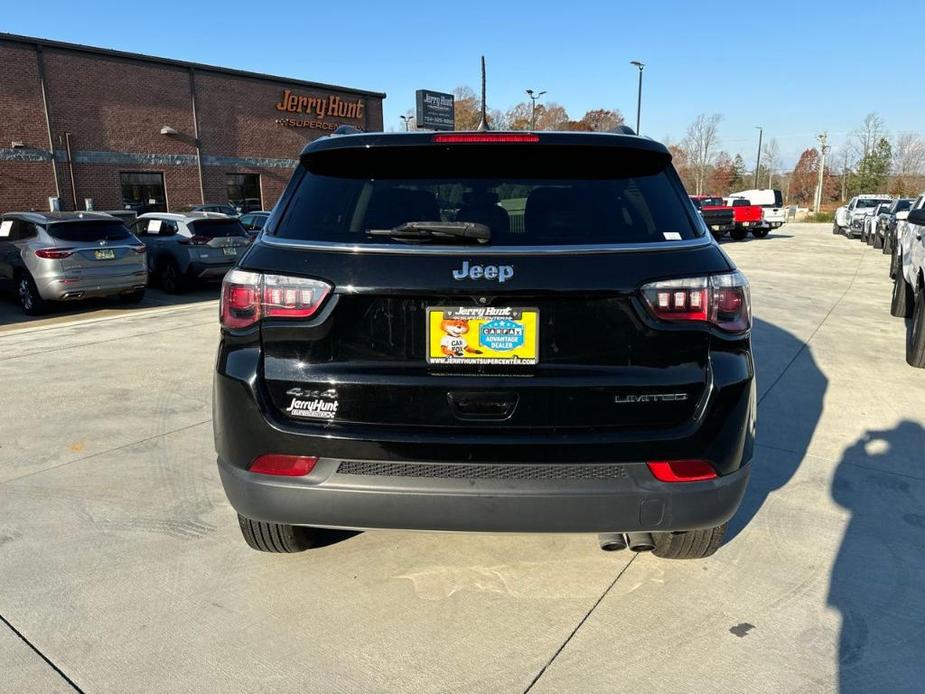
[725,197,765,240]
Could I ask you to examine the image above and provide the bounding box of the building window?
[120,172,166,213]
[227,174,262,212]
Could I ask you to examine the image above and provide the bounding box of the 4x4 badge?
[452,260,514,283]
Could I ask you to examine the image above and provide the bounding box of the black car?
[213,131,755,559]
[879,198,913,254]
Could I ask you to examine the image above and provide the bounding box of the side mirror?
[907,209,925,227]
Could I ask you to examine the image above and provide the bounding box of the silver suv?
[0,212,147,315]
[131,212,249,293]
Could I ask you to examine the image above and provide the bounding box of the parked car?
[862,202,892,245]
[891,194,925,280]
[724,197,765,239]
[131,212,249,293]
[177,203,240,217]
[232,198,264,214]
[834,195,891,236]
[213,130,755,559]
[728,188,785,231]
[879,198,914,253]
[891,198,925,366]
[689,195,734,239]
[0,211,147,315]
[239,211,271,239]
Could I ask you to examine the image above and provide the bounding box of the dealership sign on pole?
[415,90,455,131]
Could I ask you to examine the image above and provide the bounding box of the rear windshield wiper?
[366,221,491,243]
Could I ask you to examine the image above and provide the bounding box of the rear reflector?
[249,455,318,477]
[433,133,540,144]
[647,460,717,483]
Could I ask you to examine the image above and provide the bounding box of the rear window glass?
[188,219,246,238]
[47,221,131,242]
[275,145,701,246]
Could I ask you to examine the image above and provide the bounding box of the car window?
[46,221,132,242]
[276,145,699,246]
[187,218,246,238]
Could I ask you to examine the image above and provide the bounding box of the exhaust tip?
[598,533,628,552]
[625,532,656,552]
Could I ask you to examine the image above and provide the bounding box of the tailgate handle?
[447,391,518,421]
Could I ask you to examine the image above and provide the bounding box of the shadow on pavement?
[0,284,220,328]
[727,317,827,542]
[829,421,925,693]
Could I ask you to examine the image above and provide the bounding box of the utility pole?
[754,126,763,188]
[814,132,829,213]
[630,61,645,134]
[841,149,849,201]
[525,89,546,130]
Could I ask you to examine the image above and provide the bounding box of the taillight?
[250,455,318,477]
[641,271,750,332]
[220,269,332,330]
[35,247,75,259]
[647,460,717,482]
[432,133,540,144]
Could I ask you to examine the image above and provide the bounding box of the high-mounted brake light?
[640,271,750,332]
[35,247,75,259]
[647,460,717,483]
[432,133,540,144]
[220,269,332,330]
[250,455,318,477]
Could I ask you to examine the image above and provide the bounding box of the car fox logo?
[452,260,514,283]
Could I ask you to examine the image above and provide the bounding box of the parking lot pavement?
[1,223,924,693]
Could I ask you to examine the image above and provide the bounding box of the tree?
[452,86,482,131]
[790,148,819,205]
[761,138,780,188]
[708,152,736,194]
[731,154,747,190]
[851,113,887,163]
[856,137,892,193]
[535,103,569,130]
[682,113,722,195]
[505,102,533,130]
[892,133,925,195]
[582,109,624,132]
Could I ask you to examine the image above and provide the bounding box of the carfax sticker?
[426,306,539,365]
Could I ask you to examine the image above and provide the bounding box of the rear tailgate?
[48,220,145,277]
[246,134,731,433]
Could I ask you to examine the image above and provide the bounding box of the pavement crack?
[0,613,84,693]
[0,418,212,487]
[757,248,866,406]
[523,553,638,693]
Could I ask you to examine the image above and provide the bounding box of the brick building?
[0,33,385,214]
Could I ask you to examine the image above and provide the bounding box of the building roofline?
[0,32,387,99]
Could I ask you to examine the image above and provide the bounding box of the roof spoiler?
[609,125,636,135]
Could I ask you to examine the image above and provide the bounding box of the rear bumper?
[187,261,234,280]
[213,344,756,533]
[36,270,147,300]
[218,455,750,533]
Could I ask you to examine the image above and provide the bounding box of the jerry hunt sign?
[415,89,454,131]
[274,90,366,120]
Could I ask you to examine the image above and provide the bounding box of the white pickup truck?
[834,194,892,237]
[890,192,925,367]
[728,188,785,230]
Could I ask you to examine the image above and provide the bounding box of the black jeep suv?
[213,131,755,559]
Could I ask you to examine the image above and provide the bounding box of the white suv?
[890,192,925,366]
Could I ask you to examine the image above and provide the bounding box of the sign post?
[415,90,455,131]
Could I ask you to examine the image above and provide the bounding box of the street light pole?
[754,126,763,188]
[399,115,413,131]
[630,61,644,134]
[525,89,546,130]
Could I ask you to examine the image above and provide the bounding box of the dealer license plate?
[426,306,539,365]
[222,246,238,256]
[94,249,115,260]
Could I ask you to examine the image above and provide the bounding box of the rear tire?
[652,522,728,559]
[730,227,748,241]
[751,228,770,239]
[891,269,913,317]
[832,223,840,235]
[16,273,48,316]
[907,289,925,368]
[159,260,185,294]
[874,235,884,249]
[237,514,315,553]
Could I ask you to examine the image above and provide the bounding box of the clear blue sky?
[6,0,924,167]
